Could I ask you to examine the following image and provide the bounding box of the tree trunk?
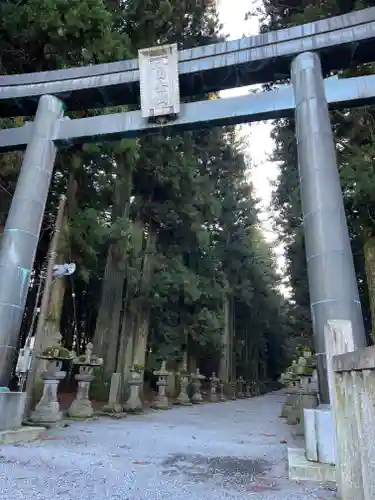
[92,159,132,373]
[116,217,145,379]
[37,273,67,376]
[117,310,134,379]
[364,235,375,342]
[35,194,69,380]
[38,166,78,346]
[132,227,157,366]
[118,222,157,380]
[247,339,255,380]
[40,184,75,348]
[230,297,236,382]
[219,294,231,383]
[93,247,126,373]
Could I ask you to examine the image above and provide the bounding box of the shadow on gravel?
[162,453,271,486]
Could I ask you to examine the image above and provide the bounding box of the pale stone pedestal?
[102,373,123,413]
[287,393,301,425]
[230,382,237,400]
[281,391,295,418]
[175,373,191,405]
[191,369,205,404]
[209,373,219,402]
[219,382,226,402]
[152,362,169,410]
[68,343,103,418]
[237,377,245,398]
[244,384,252,398]
[124,370,143,413]
[280,382,299,418]
[68,369,94,418]
[30,365,66,424]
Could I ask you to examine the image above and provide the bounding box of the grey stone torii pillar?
[0,95,64,387]
[291,52,367,404]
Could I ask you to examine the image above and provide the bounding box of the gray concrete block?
[0,391,26,431]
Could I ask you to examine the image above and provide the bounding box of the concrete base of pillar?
[288,448,336,483]
[305,404,335,465]
[0,425,45,444]
[0,391,27,431]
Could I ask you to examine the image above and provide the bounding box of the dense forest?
[255,0,375,344]
[0,0,293,399]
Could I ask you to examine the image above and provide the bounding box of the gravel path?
[0,391,336,500]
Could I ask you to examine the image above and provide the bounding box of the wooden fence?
[332,345,375,500]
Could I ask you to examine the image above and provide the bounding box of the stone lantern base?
[30,372,66,424]
[124,370,143,413]
[68,374,95,419]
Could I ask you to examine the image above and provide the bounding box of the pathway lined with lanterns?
[0,391,335,500]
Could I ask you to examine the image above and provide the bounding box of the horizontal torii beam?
[0,73,373,151]
[0,7,375,116]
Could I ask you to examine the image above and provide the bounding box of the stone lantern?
[297,354,308,375]
[302,347,313,360]
[230,381,237,400]
[124,364,144,413]
[237,376,245,398]
[68,343,103,419]
[295,352,319,436]
[30,334,73,424]
[244,382,252,398]
[286,359,305,425]
[280,347,319,430]
[280,366,301,419]
[209,372,219,402]
[218,380,226,402]
[191,369,205,404]
[152,361,169,410]
[175,363,192,406]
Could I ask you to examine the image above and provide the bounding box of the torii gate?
[0,7,374,399]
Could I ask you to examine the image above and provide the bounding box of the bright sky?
[218,0,286,276]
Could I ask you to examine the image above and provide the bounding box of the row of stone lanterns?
[229,377,262,400]
[28,334,264,424]
[153,365,213,408]
[29,338,103,424]
[151,364,259,408]
[279,347,319,436]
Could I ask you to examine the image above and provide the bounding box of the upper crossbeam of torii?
[0,6,375,116]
